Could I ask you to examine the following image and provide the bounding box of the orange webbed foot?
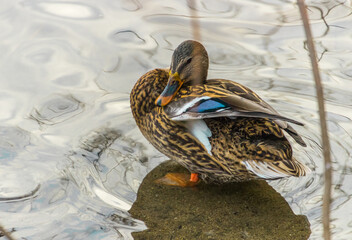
[190,173,199,182]
[155,173,200,187]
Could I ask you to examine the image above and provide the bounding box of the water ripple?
[30,94,84,125]
[0,184,40,202]
[1,0,352,239]
[22,1,103,20]
[110,30,146,45]
[120,0,142,12]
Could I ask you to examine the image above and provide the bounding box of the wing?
[164,80,307,146]
[206,79,307,147]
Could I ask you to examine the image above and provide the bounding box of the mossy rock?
[130,160,310,240]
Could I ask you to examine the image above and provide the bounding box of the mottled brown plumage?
[130,40,310,183]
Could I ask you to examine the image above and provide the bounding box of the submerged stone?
[130,160,311,239]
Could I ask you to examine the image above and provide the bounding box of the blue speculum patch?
[188,99,229,113]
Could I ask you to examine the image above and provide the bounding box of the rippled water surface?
[1,0,352,239]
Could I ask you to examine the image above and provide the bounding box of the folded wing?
[164,83,307,147]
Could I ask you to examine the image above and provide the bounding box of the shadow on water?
[130,160,311,240]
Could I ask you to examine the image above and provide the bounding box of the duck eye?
[186,58,192,65]
[177,57,193,73]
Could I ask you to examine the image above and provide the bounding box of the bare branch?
[0,224,15,240]
[188,0,201,42]
[297,1,332,240]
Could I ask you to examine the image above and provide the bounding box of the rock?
[130,160,310,240]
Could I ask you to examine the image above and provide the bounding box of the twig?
[0,224,15,240]
[188,0,201,42]
[188,0,202,87]
[297,1,332,240]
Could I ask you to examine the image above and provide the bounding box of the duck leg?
[190,173,199,182]
[154,172,200,187]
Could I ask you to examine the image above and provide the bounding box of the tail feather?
[291,158,311,176]
[284,124,307,147]
[243,158,311,180]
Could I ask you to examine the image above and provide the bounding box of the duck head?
[155,40,209,106]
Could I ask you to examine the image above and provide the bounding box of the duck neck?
[191,54,209,85]
[188,64,208,86]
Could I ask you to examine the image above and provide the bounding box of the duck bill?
[155,73,183,106]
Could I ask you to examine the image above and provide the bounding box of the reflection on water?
[0,0,352,239]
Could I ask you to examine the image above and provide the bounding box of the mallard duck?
[130,40,310,185]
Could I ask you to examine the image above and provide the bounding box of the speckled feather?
[167,80,307,147]
[130,68,309,183]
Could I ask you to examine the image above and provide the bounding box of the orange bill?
[155,72,183,106]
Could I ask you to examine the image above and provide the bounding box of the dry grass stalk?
[188,0,202,87]
[188,0,201,42]
[297,1,332,240]
[0,224,15,240]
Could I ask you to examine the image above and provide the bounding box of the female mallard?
[130,40,310,185]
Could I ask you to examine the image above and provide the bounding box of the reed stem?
[0,224,15,240]
[188,0,201,42]
[297,1,332,240]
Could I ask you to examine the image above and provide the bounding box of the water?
[0,0,351,239]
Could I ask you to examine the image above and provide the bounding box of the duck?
[130,40,310,185]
